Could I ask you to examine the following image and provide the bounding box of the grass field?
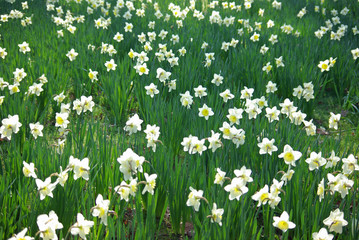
[1,0,359,239]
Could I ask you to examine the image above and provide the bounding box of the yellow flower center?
[202,109,209,116]
[277,220,289,231]
[284,152,294,162]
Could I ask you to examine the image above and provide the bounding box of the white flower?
[257,138,278,155]
[73,157,90,181]
[117,148,145,181]
[18,41,30,54]
[265,107,280,122]
[180,91,193,109]
[312,228,334,240]
[105,59,117,71]
[36,177,57,200]
[37,211,63,240]
[92,194,110,226]
[71,213,94,240]
[198,104,214,120]
[55,112,69,128]
[145,83,159,98]
[81,96,95,113]
[0,114,22,140]
[329,112,340,130]
[224,177,248,201]
[273,211,296,232]
[66,49,78,61]
[278,145,302,166]
[57,166,69,187]
[214,168,226,186]
[123,114,143,135]
[266,81,277,93]
[8,228,34,240]
[142,173,157,195]
[134,63,149,75]
[88,69,98,82]
[323,209,348,233]
[211,73,224,86]
[29,122,43,139]
[326,150,340,168]
[156,68,171,83]
[234,166,253,184]
[194,85,207,98]
[114,182,131,202]
[208,131,222,152]
[305,152,327,171]
[186,187,203,211]
[54,91,66,104]
[342,154,359,175]
[219,89,234,102]
[252,185,270,206]
[210,203,224,226]
[317,178,325,202]
[22,161,37,178]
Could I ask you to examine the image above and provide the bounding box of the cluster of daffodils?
[123,114,161,152]
[0,114,22,140]
[186,186,224,226]
[318,57,336,72]
[292,82,315,102]
[53,91,95,153]
[23,156,90,201]
[315,153,358,201]
[115,148,157,201]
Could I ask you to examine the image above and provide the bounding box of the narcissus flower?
[92,194,110,226]
[198,104,214,120]
[29,122,44,139]
[8,228,34,240]
[186,187,204,211]
[323,209,348,233]
[134,62,149,75]
[318,60,330,72]
[71,213,94,240]
[278,144,302,166]
[145,83,159,98]
[220,89,234,102]
[117,148,145,181]
[312,228,334,240]
[180,91,193,109]
[329,112,340,130]
[88,69,98,82]
[124,114,143,135]
[37,211,63,240]
[18,41,30,54]
[142,173,157,195]
[317,178,325,202]
[252,185,270,206]
[55,112,69,128]
[66,49,78,61]
[105,59,117,71]
[224,177,248,201]
[194,85,207,98]
[22,161,37,178]
[305,151,326,171]
[210,203,224,226]
[0,115,22,140]
[208,131,222,152]
[73,157,90,181]
[36,177,57,200]
[273,211,296,232]
[257,138,278,155]
[214,168,226,186]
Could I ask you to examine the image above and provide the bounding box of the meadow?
[0,0,359,239]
